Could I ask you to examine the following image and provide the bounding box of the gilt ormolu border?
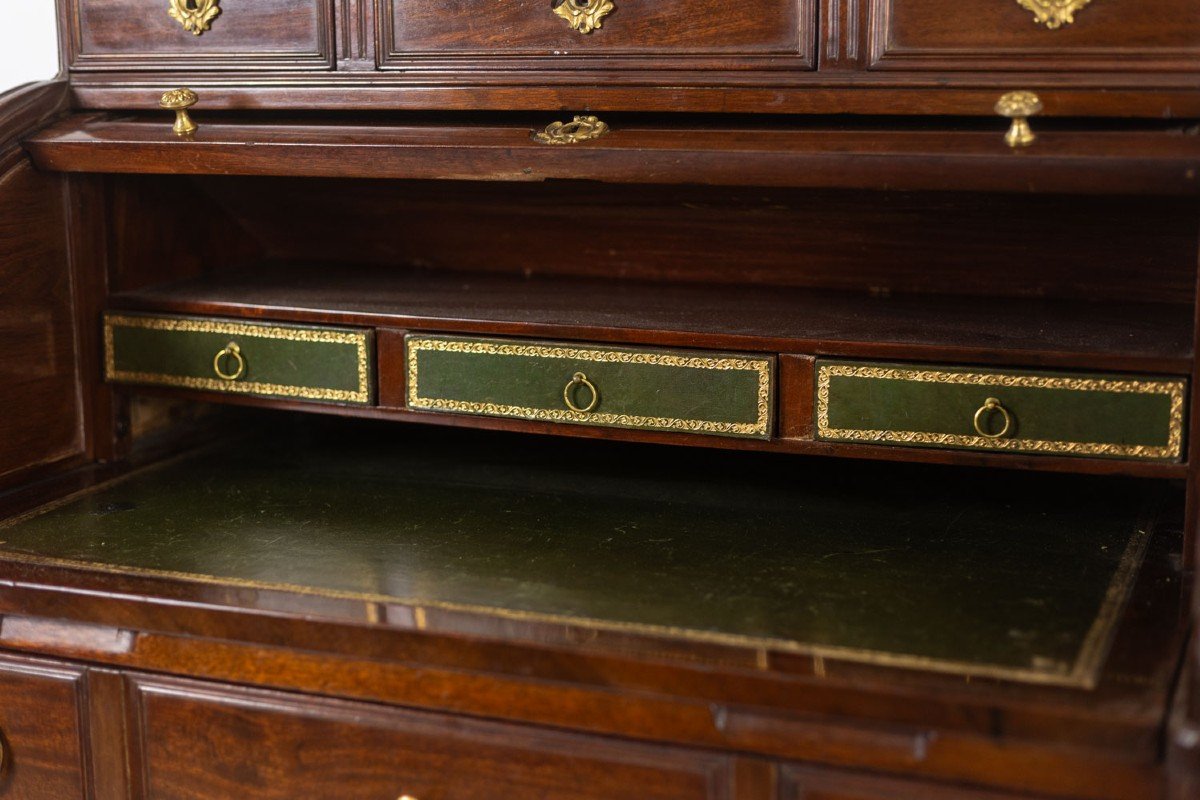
[104,313,372,405]
[816,362,1186,461]
[407,335,774,439]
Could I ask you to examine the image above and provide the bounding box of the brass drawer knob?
[169,0,221,35]
[973,397,1013,439]
[534,115,610,145]
[552,0,614,33]
[213,341,246,381]
[160,88,199,137]
[563,371,599,413]
[995,91,1042,149]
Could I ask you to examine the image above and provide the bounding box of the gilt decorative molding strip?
[104,314,372,405]
[407,336,773,438]
[816,363,1186,461]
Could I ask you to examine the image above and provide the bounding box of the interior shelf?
[110,263,1195,374]
[25,114,1200,194]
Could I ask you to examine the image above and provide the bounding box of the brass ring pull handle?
[213,342,246,382]
[973,397,1013,439]
[563,371,599,413]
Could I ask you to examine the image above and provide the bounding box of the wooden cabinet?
[5,0,1200,796]
[0,655,87,800]
[57,0,1200,115]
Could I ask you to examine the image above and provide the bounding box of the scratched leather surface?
[0,420,1155,680]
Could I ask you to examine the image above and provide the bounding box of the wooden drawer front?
[133,677,730,800]
[0,655,86,799]
[407,334,774,439]
[104,314,373,405]
[870,0,1200,71]
[780,764,1040,800]
[68,0,334,71]
[815,360,1186,461]
[380,0,813,66]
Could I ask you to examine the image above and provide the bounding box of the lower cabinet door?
[0,655,87,799]
[130,675,732,800]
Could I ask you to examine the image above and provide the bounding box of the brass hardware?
[973,397,1013,439]
[563,371,600,413]
[1014,0,1093,29]
[159,88,199,136]
[552,0,614,33]
[533,115,610,145]
[995,91,1042,149]
[169,0,221,35]
[212,342,246,382]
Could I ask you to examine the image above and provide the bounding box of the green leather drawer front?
[407,335,774,439]
[816,360,1187,461]
[104,314,373,405]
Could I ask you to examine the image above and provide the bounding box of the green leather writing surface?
[816,360,1187,461]
[0,421,1160,687]
[105,313,373,405]
[407,335,774,439]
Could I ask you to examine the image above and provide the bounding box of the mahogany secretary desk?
[1,0,1200,798]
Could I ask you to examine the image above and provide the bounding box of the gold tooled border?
[816,363,1187,461]
[104,313,372,405]
[0,463,1153,689]
[406,336,773,439]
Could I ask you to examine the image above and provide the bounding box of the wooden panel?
[131,675,732,800]
[870,0,1200,70]
[188,178,1198,306]
[0,653,88,800]
[108,262,1195,375]
[779,764,1049,799]
[381,0,813,68]
[25,115,1200,196]
[0,155,83,487]
[67,0,335,70]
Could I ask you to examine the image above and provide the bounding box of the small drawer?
[104,313,373,406]
[0,655,88,799]
[68,0,334,71]
[406,334,774,439]
[871,0,1200,71]
[815,360,1186,461]
[380,0,813,65]
[133,675,730,800]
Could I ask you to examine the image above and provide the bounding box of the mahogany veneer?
[2,0,1200,794]
[24,115,1200,194]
